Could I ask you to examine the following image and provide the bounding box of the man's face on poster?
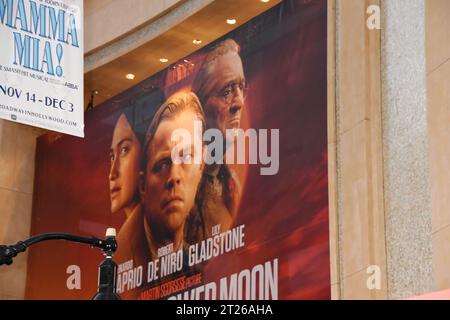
[109,114,142,213]
[204,51,246,135]
[142,111,203,235]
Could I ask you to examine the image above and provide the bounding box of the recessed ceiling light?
[125,73,135,80]
[160,58,169,63]
[261,0,270,3]
[193,39,202,45]
[226,18,237,25]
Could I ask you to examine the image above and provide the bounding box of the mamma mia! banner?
[0,0,84,137]
[27,0,329,299]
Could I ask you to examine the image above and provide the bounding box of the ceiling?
[84,0,281,108]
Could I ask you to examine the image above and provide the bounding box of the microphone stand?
[0,229,121,300]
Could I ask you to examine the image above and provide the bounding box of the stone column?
[331,0,387,300]
[0,120,43,299]
[381,0,435,299]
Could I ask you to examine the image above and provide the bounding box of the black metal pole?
[92,256,121,300]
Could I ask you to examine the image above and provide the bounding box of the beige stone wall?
[329,0,449,299]
[84,0,182,53]
[0,121,44,299]
[427,0,450,291]
[328,0,387,300]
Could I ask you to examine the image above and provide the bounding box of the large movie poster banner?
[27,0,329,300]
[0,0,84,137]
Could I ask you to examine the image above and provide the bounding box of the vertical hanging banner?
[0,0,84,137]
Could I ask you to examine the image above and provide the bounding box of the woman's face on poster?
[109,113,142,214]
[143,110,204,235]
